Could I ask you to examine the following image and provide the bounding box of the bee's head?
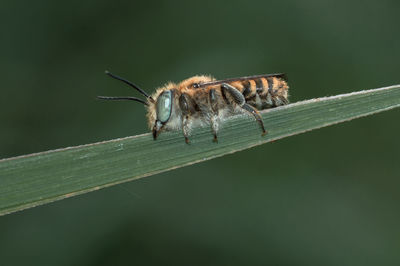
[152,90,173,140]
[99,71,178,140]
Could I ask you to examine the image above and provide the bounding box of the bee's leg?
[209,89,219,142]
[210,116,218,142]
[179,93,193,144]
[182,115,190,144]
[241,103,267,135]
[221,83,267,135]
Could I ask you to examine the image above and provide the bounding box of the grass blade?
[1,85,400,216]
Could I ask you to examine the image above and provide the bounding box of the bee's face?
[153,90,173,139]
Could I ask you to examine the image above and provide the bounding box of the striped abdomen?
[229,76,289,110]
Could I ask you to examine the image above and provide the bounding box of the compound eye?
[156,90,172,123]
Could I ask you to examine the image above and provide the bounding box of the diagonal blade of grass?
[1,85,400,216]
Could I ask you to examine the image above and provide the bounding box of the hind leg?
[221,83,267,135]
[241,103,267,135]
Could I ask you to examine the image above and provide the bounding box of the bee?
[98,71,289,143]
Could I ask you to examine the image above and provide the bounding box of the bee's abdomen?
[230,77,289,110]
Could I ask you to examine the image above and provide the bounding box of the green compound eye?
[156,90,172,123]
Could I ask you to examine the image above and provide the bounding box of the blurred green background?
[1,0,400,265]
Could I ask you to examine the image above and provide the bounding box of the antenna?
[105,70,154,102]
[97,96,148,106]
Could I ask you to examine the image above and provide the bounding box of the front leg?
[179,93,193,144]
[209,88,219,142]
[221,83,267,135]
[181,115,190,144]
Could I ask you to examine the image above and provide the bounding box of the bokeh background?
[1,0,400,265]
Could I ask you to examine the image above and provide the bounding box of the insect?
[98,71,289,143]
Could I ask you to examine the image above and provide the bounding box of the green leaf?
[1,85,400,216]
